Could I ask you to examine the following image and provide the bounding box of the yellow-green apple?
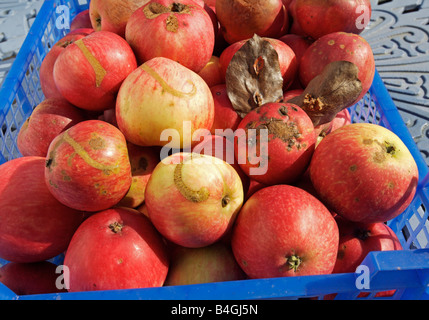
[53,31,137,111]
[164,242,246,286]
[231,184,339,278]
[115,57,214,150]
[17,98,86,157]
[219,37,298,90]
[215,0,289,44]
[44,120,132,212]
[125,0,215,73]
[309,123,419,224]
[89,0,150,37]
[39,29,93,100]
[0,261,67,295]
[235,102,316,185]
[197,56,224,88]
[70,9,93,31]
[64,207,169,292]
[145,152,244,248]
[0,156,85,263]
[209,84,241,134]
[117,143,160,208]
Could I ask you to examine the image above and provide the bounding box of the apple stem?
[109,221,123,233]
[286,254,302,272]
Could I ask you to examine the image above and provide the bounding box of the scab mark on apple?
[74,39,107,87]
[173,162,210,203]
[140,63,197,99]
[143,2,194,33]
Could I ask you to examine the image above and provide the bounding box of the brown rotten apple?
[125,0,215,73]
[89,0,150,37]
[145,152,244,248]
[309,123,419,224]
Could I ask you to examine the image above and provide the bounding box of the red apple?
[283,88,304,101]
[293,0,372,40]
[17,98,86,157]
[115,57,214,150]
[309,123,419,224]
[198,56,224,88]
[231,184,339,278]
[89,0,150,37]
[299,31,375,105]
[245,178,267,200]
[192,134,250,193]
[0,261,67,295]
[70,9,93,31]
[333,217,402,274]
[53,31,137,111]
[64,207,169,292]
[145,152,244,248]
[219,37,298,90]
[117,143,160,208]
[209,84,241,134]
[125,0,215,73]
[235,102,316,185]
[330,108,352,132]
[39,29,93,100]
[278,34,313,67]
[44,119,132,212]
[164,242,246,286]
[0,156,84,263]
[215,0,289,44]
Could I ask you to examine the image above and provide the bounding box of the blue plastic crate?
[0,0,428,301]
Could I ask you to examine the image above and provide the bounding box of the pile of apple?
[0,0,419,298]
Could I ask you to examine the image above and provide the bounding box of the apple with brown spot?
[309,123,419,224]
[234,102,316,185]
[17,98,86,157]
[45,119,132,212]
[125,0,215,73]
[53,31,137,111]
[299,31,375,105]
[89,0,150,37]
[145,152,244,248]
